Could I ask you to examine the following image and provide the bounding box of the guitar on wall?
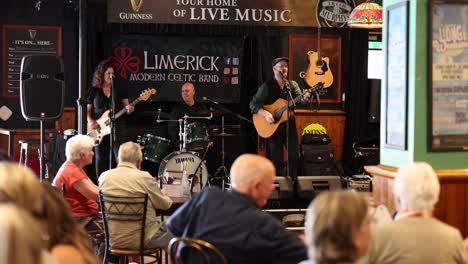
[87,88,156,145]
[253,84,322,138]
[304,26,334,89]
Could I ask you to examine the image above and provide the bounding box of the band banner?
[109,35,243,103]
[107,0,358,27]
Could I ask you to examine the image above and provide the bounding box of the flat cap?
[271,57,289,67]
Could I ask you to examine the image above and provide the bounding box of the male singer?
[249,57,305,178]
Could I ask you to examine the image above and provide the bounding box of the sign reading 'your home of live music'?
[109,35,243,103]
[107,0,358,27]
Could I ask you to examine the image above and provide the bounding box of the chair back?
[98,191,149,253]
[168,237,227,264]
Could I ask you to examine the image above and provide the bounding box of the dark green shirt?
[249,78,302,114]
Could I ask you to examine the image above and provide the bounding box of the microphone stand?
[282,74,295,179]
[188,142,211,195]
[109,75,115,170]
[203,98,253,124]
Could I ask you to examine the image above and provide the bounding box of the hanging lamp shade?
[348,0,383,29]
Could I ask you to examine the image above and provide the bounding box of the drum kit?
[137,108,234,196]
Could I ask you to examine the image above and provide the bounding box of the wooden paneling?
[0,107,76,159]
[257,109,346,160]
[366,165,468,237]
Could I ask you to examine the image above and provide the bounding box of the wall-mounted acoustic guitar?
[253,84,322,138]
[304,26,334,89]
[87,88,156,145]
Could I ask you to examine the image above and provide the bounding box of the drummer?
[168,82,210,147]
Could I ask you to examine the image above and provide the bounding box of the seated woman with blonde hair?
[0,204,57,264]
[41,183,100,264]
[300,190,372,264]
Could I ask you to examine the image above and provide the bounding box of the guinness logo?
[130,0,143,12]
[28,29,37,40]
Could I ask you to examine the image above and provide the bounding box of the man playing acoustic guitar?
[250,57,311,179]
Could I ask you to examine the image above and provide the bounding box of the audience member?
[166,154,307,264]
[41,183,100,264]
[53,134,99,218]
[0,163,58,264]
[358,162,467,264]
[99,141,173,249]
[0,204,57,264]
[0,162,43,218]
[300,190,371,264]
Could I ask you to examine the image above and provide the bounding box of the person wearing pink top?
[53,134,99,218]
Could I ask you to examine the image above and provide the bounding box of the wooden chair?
[99,191,161,264]
[168,237,227,264]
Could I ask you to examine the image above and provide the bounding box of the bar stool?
[18,139,41,167]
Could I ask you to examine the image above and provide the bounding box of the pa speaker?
[297,176,342,199]
[20,55,64,121]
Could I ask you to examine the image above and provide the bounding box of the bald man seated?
[168,82,208,143]
[166,154,307,264]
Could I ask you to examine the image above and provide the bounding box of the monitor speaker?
[269,176,342,200]
[20,55,64,121]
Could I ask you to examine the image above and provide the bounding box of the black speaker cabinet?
[20,55,64,121]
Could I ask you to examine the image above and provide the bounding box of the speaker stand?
[39,114,47,182]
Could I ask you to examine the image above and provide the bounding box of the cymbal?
[196,109,227,117]
[212,132,237,137]
[140,111,171,119]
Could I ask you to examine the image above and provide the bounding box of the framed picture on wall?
[428,0,468,151]
[289,33,342,103]
[385,1,409,150]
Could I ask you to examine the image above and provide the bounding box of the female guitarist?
[86,59,134,177]
[250,57,310,179]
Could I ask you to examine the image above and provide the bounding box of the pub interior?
[1,0,468,263]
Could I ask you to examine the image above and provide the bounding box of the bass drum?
[158,151,209,195]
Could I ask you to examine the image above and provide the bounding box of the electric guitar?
[252,84,321,138]
[87,88,156,145]
[304,26,334,88]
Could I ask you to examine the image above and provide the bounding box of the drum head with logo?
[158,151,209,196]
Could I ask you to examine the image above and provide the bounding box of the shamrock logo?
[110,47,140,79]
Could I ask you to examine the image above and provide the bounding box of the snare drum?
[137,134,172,163]
[158,151,209,196]
[186,122,210,151]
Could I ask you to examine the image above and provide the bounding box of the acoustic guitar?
[304,26,334,88]
[253,84,321,138]
[87,88,156,145]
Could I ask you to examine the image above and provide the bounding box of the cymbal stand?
[213,116,230,190]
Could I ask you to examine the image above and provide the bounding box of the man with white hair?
[358,161,467,264]
[99,141,173,249]
[166,154,307,264]
[53,134,99,218]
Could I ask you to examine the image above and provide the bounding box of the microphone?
[109,73,114,80]
[202,96,219,104]
[156,108,162,123]
[278,68,288,78]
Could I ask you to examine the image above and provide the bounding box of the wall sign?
[108,0,363,27]
[385,2,408,150]
[2,25,62,98]
[429,0,468,151]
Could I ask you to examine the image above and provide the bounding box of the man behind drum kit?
[168,82,209,145]
[98,141,173,249]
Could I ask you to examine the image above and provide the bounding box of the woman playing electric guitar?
[86,59,134,177]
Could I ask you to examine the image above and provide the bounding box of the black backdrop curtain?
[341,29,379,176]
